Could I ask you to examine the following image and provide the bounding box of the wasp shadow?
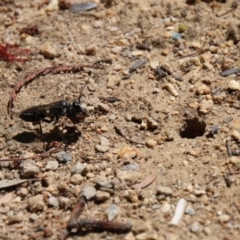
[13,131,38,143]
[13,126,81,144]
[46,125,82,145]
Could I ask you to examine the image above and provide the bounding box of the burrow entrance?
[179,117,206,139]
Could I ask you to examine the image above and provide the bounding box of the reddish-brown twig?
[68,219,132,232]
[61,195,132,240]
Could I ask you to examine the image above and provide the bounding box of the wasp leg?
[38,121,47,151]
[38,121,43,139]
[54,117,59,124]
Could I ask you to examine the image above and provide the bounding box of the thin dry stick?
[61,195,132,240]
[69,219,132,232]
[177,47,209,60]
[0,142,62,162]
[61,195,86,240]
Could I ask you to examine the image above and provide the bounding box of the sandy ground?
[1,0,240,239]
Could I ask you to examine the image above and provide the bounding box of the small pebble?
[8,213,23,224]
[117,146,138,160]
[218,214,230,223]
[29,213,38,222]
[117,170,141,185]
[157,186,173,196]
[71,162,86,175]
[145,117,158,130]
[230,156,240,164]
[105,204,119,221]
[135,231,158,240]
[228,80,240,91]
[124,189,138,203]
[57,151,72,163]
[45,0,59,12]
[82,186,96,200]
[160,202,171,213]
[185,205,195,215]
[100,136,110,146]
[189,222,200,233]
[171,32,181,40]
[208,125,219,135]
[193,189,206,196]
[129,58,146,73]
[69,2,97,13]
[95,144,109,153]
[97,102,110,112]
[46,161,59,171]
[121,163,139,171]
[70,174,83,185]
[95,191,110,202]
[20,160,39,177]
[152,204,160,210]
[95,180,113,189]
[146,139,157,148]
[163,83,179,96]
[28,195,45,212]
[48,196,59,207]
[40,42,58,59]
[0,206,10,214]
[149,60,159,70]
[231,130,240,141]
[59,197,70,208]
[196,84,210,95]
[223,116,233,123]
[17,187,28,197]
[107,75,120,88]
[198,99,213,114]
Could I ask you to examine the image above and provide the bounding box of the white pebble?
[170,198,186,226]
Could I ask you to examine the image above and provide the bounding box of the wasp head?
[69,100,88,117]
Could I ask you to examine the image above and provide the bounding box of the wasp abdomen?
[19,109,50,122]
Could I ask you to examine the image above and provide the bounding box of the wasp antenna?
[78,71,92,102]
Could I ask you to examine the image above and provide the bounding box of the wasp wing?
[19,101,68,122]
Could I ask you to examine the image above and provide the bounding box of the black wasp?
[19,78,89,138]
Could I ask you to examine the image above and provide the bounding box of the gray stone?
[105,204,119,221]
[28,195,45,212]
[185,205,195,215]
[46,160,59,171]
[95,144,109,153]
[57,151,72,163]
[97,103,110,112]
[82,186,96,200]
[96,180,113,189]
[71,162,86,175]
[121,163,139,171]
[100,136,110,146]
[29,213,38,222]
[48,196,59,207]
[20,160,39,177]
[190,222,200,233]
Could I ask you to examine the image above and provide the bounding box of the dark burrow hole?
[179,117,206,139]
